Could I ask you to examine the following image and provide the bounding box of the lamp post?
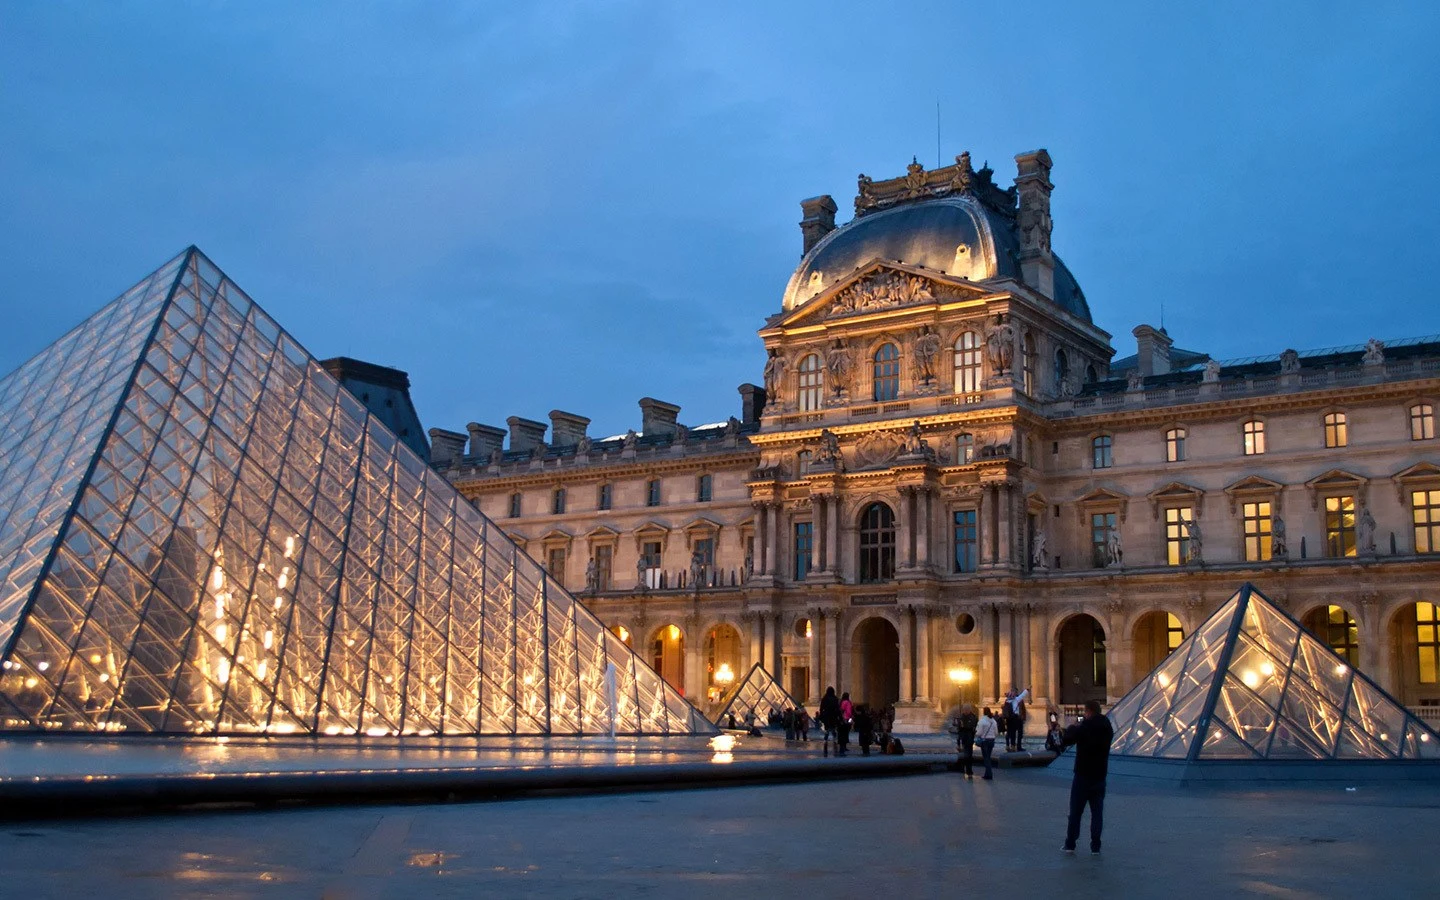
[948,665,975,706]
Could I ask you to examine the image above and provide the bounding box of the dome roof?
[781,194,1091,323]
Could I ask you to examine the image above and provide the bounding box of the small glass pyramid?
[1109,583,1439,761]
[0,248,715,737]
[713,664,799,727]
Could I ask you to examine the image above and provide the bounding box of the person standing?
[1061,699,1115,855]
[855,705,875,756]
[797,707,810,741]
[838,691,854,756]
[1007,687,1029,752]
[954,703,979,781]
[818,687,841,756]
[975,707,999,780]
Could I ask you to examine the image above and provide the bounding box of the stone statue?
[1357,506,1377,556]
[585,557,598,593]
[902,420,933,459]
[689,549,705,591]
[1185,519,1204,565]
[1271,514,1288,559]
[488,447,503,466]
[816,428,842,467]
[743,550,754,582]
[825,340,851,395]
[763,350,785,399]
[674,423,689,444]
[725,416,741,437]
[576,435,592,455]
[1126,369,1144,391]
[621,429,638,450]
[1105,528,1123,568]
[1279,349,1300,374]
[1031,529,1048,570]
[636,554,649,590]
[985,318,1015,374]
[912,326,942,385]
[1363,338,1386,366]
[1202,358,1222,383]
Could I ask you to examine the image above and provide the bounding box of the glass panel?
[1213,674,1277,752]
[1226,633,1287,709]
[1198,720,1262,759]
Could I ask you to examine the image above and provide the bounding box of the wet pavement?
[2,764,1437,898]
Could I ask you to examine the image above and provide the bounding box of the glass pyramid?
[713,664,799,726]
[1109,583,1439,762]
[0,248,715,737]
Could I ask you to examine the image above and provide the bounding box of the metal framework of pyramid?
[0,248,715,737]
[1108,583,1439,768]
[713,664,798,726]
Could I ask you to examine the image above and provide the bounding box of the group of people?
[950,694,1115,855]
[815,687,904,757]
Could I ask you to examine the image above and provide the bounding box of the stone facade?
[433,151,1440,729]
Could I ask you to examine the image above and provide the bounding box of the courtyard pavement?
[3,762,1437,899]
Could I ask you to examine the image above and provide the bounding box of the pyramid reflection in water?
[0,248,714,737]
[713,664,800,727]
[1109,584,1439,763]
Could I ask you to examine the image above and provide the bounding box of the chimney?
[428,428,467,466]
[638,397,681,438]
[1013,149,1055,299]
[799,195,838,255]
[1132,325,1174,377]
[738,383,766,424]
[465,422,506,459]
[505,416,548,453]
[549,410,590,448]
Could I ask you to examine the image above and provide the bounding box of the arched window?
[953,331,982,394]
[1021,332,1036,395]
[1092,435,1113,469]
[1054,348,1069,389]
[797,353,823,411]
[1324,412,1348,448]
[1085,364,1098,384]
[1165,428,1187,462]
[955,432,975,464]
[1243,419,1266,455]
[858,502,896,583]
[873,343,900,401]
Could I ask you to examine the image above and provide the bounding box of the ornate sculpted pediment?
[854,430,906,469]
[828,270,937,318]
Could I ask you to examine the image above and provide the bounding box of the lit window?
[1021,333,1036,396]
[794,522,813,581]
[641,541,662,589]
[1413,489,1440,554]
[873,343,900,401]
[598,483,612,511]
[1324,412,1348,448]
[508,492,522,518]
[1164,506,1194,566]
[1090,512,1117,568]
[697,474,713,503]
[1418,601,1439,683]
[552,487,566,515]
[693,538,715,584]
[646,479,662,507]
[1411,404,1435,441]
[1092,435,1112,469]
[798,353,823,411]
[1165,428,1186,463]
[1321,605,1359,666]
[1325,495,1356,557]
[1242,501,1272,562]
[858,502,895,582]
[1243,419,1266,455]
[955,433,975,464]
[954,332,982,394]
[1165,613,1184,652]
[953,509,978,573]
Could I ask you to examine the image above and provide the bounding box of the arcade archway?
[851,616,900,710]
[650,623,685,694]
[1058,614,1107,705]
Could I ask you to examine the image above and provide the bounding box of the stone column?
[897,487,914,570]
[683,616,704,702]
[755,504,770,577]
[746,612,763,673]
[996,484,1013,568]
[996,604,1013,700]
[808,610,823,703]
[901,609,916,701]
[767,501,782,579]
[828,496,841,577]
[916,606,933,702]
[1360,600,1386,691]
[815,495,829,572]
[917,487,932,570]
[771,612,784,675]
[1028,605,1047,702]
[832,610,845,693]
[976,487,990,567]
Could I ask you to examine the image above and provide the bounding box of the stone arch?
[1385,598,1438,708]
[849,615,902,710]
[703,622,744,704]
[1298,602,1362,670]
[1055,612,1108,706]
[647,622,686,693]
[1129,609,1186,677]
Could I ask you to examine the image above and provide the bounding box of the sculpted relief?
[854,430,906,468]
[828,271,936,317]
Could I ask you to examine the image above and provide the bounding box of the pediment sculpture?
[828,271,935,317]
[854,430,906,468]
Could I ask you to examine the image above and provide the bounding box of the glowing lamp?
[714,663,735,686]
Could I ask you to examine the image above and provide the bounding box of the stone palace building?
[418,151,1440,729]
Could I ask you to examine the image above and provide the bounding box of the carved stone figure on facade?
[855,173,876,214]
[1105,528,1123,568]
[585,557,598,593]
[950,151,974,194]
[1271,514,1288,559]
[576,435,592,455]
[985,317,1015,374]
[912,326,942,385]
[1031,528,1049,570]
[636,555,649,590]
[825,339,852,397]
[673,424,688,444]
[902,420,933,458]
[1362,338,1386,366]
[725,416,741,437]
[831,271,935,316]
[1357,506,1377,556]
[1202,358,1222,383]
[488,447,503,466]
[903,157,926,196]
[621,429,639,451]
[1279,348,1301,374]
[743,549,754,582]
[689,549,705,591]
[763,350,785,400]
[815,428,842,468]
[1126,369,1145,392]
[1185,519,1204,565]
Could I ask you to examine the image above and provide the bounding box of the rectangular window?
[1411,404,1436,441]
[793,522,813,581]
[1092,435,1112,469]
[646,479,661,507]
[1090,512,1117,568]
[1413,489,1440,554]
[1165,506,1194,566]
[1324,412,1348,448]
[552,488,566,515]
[594,545,613,591]
[693,537,715,587]
[547,547,566,584]
[642,540,662,589]
[1165,428,1186,463]
[598,483,612,510]
[1417,601,1439,684]
[697,474,713,503]
[953,509,978,573]
[1243,420,1266,455]
[1242,501,1273,562]
[1325,495,1356,558]
[508,493,522,518]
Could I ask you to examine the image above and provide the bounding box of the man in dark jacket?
[1061,699,1114,855]
[818,686,841,756]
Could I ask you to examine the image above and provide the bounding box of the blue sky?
[3,2,1438,440]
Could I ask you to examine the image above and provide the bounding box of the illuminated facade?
[437,151,1440,731]
[0,249,713,736]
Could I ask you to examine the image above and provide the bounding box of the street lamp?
[948,666,975,705]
